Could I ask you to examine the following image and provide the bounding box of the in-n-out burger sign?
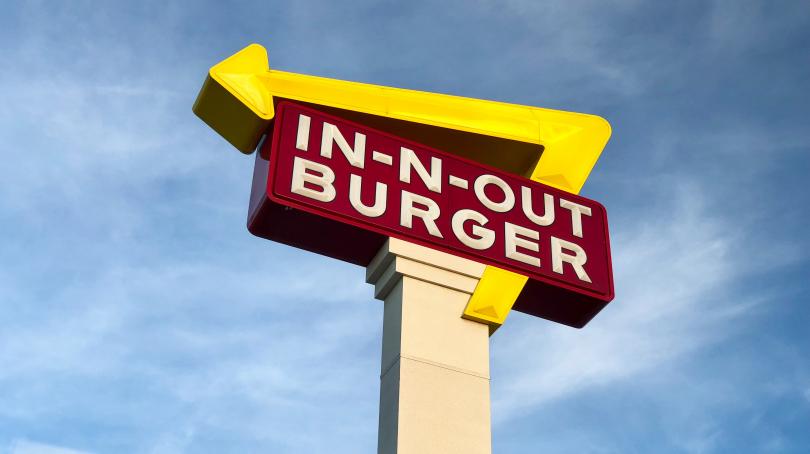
[249,102,614,327]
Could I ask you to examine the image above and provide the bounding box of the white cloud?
[7,440,91,454]
[491,180,769,422]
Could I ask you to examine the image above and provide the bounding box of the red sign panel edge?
[264,101,615,303]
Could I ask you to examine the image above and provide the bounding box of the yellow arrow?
[193,43,611,332]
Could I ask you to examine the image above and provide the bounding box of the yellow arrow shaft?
[261,69,546,145]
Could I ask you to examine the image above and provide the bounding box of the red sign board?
[249,102,614,327]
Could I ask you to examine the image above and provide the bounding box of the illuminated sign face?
[249,102,614,322]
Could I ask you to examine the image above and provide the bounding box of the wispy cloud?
[7,440,90,454]
[492,180,750,418]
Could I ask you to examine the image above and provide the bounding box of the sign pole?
[193,43,616,454]
[367,238,492,454]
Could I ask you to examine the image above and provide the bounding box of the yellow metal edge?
[192,74,271,153]
[462,268,528,335]
[210,43,275,120]
[193,44,275,153]
[530,113,611,192]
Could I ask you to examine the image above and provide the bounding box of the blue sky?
[1,1,809,453]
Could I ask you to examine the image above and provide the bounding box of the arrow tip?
[193,44,275,154]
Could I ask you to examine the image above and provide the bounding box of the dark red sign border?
[261,101,614,305]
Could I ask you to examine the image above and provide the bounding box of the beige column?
[366,238,491,454]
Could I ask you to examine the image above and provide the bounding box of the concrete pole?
[366,238,491,454]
